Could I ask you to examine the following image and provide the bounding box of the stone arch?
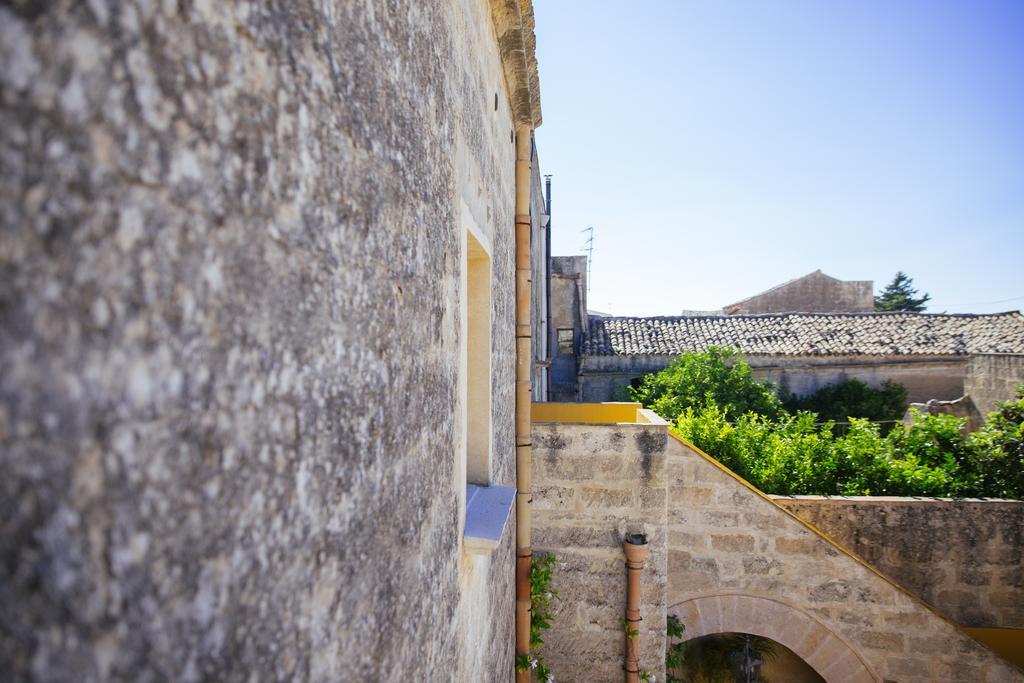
[670,594,879,683]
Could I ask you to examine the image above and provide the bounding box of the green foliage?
[676,633,777,683]
[635,351,1024,499]
[665,615,688,683]
[874,271,931,312]
[674,401,1024,498]
[620,618,640,639]
[515,555,558,681]
[784,378,907,428]
[964,387,1024,498]
[626,347,785,422]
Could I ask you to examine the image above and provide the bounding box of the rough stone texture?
[723,270,874,315]
[530,143,549,400]
[531,421,668,682]
[486,0,542,128]
[548,256,586,401]
[773,496,1024,628]
[0,1,541,680]
[966,353,1024,417]
[667,435,1023,682]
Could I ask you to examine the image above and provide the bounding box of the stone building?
[530,404,1023,681]
[4,3,1024,682]
[548,255,588,401]
[1,1,546,680]
[578,311,1024,406]
[722,270,874,315]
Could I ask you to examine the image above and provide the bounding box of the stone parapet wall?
[532,421,670,682]
[773,496,1024,628]
[966,353,1024,417]
[666,436,1022,682]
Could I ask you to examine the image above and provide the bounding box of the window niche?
[464,229,492,485]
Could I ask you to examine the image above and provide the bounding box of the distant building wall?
[723,271,873,315]
[965,353,1024,416]
[549,256,586,401]
[773,497,1024,629]
[579,354,967,404]
[751,355,966,403]
[530,145,550,401]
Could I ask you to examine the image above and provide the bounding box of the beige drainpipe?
[514,125,534,682]
[623,534,649,682]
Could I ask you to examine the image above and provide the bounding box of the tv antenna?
[581,226,594,293]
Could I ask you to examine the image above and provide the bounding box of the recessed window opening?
[557,328,574,355]
[465,230,492,484]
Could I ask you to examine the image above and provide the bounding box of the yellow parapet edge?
[531,402,643,424]
[963,628,1024,669]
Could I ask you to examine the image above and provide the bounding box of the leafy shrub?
[626,347,785,422]
[964,388,1024,498]
[783,378,907,428]
[639,351,1024,499]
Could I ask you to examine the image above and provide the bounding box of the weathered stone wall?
[1,1,531,680]
[549,256,586,401]
[966,353,1024,416]
[723,271,873,315]
[530,144,550,400]
[531,418,669,682]
[666,435,1022,682]
[773,496,1024,629]
[753,355,967,403]
[579,353,967,404]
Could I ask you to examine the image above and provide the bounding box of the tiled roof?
[583,312,1024,357]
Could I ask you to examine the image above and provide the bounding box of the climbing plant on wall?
[516,554,559,681]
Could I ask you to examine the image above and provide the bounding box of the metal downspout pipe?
[514,126,534,682]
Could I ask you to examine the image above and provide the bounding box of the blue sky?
[533,1,1024,316]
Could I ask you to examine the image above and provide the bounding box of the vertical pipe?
[514,126,534,682]
[544,175,552,402]
[623,534,649,683]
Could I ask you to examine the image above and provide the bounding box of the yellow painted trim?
[531,402,642,424]
[964,628,1024,669]
[667,430,1024,673]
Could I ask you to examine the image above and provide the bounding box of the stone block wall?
[531,420,669,682]
[723,271,873,315]
[0,1,532,680]
[773,496,1024,628]
[752,355,967,403]
[666,435,1022,682]
[966,353,1024,416]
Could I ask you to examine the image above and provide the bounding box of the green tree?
[965,387,1024,498]
[874,271,931,312]
[784,378,907,430]
[625,347,785,422]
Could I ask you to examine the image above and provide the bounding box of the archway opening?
[668,595,877,682]
[668,629,824,683]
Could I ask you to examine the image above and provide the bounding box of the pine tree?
[874,271,931,312]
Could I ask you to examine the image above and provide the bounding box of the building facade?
[722,270,874,315]
[1,1,543,680]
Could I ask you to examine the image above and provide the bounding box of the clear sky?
[533,1,1024,316]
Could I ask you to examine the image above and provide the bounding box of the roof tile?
[583,312,1024,357]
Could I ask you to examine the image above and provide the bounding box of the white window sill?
[464,484,516,555]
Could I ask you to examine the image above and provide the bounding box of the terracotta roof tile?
[583,312,1024,357]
